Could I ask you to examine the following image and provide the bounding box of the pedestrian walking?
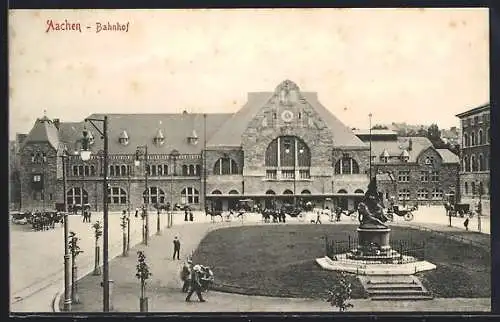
[135,207,139,218]
[181,259,193,292]
[464,217,469,231]
[173,236,181,260]
[189,211,194,222]
[315,211,322,224]
[185,265,206,302]
[184,208,189,221]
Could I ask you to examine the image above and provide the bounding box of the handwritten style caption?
[46,19,130,33]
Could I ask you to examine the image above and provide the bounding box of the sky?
[8,8,489,139]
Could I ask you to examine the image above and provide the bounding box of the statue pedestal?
[357,227,391,252]
[347,226,401,263]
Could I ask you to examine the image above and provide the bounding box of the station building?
[13,80,460,212]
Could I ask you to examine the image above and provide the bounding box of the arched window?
[90,165,96,176]
[182,165,188,176]
[265,136,311,169]
[121,165,127,176]
[471,132,476,146]
[158,164,163,176]
[335,157,360,174]
[151,165,157,176]
[213,157,239,175]
[479,154,484,171]
[114,165,120,176]
[72,165,78,176]
[283,189,293,195]
[78,165,84,176]
[471,182,476,195]
[211,190,222,195]
[163,165,168,176]
[143,187,166,205]
[464,156,470,172]
[84,166,90,176]
[337,189,347,194]
[464,182,469,195]
[181,187,199,204]
[417,189,428,200]
[471,155,477,172]
[228,190,239,195]
[189,165,195,176]
[463,134,469,147]
[108,187,127,204]
[479,130,484,145]
[265,190,276,195]
[66,187,88,205]
[354,189,364,194]
[196,165,201,176]
[301,189,311,194]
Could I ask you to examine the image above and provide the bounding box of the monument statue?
[357,177,389,229]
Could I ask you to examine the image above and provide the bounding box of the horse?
[206,209,224,223]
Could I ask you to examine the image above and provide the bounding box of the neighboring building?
[354,130,460,206]
[17,80,375,212]
[456,103,490,213]
[9,137,24,210]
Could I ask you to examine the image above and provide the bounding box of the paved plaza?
[9,206,490,313]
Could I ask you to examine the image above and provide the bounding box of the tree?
[327,272,354,312]
[136,251,152,312]
[427,124,441,141]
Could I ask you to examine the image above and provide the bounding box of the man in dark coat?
[173,236,181,260]
[186,265,206,302]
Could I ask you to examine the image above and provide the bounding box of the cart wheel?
[404,213,414,221]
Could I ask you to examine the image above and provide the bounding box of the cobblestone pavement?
[62,211,490,313]
[10,207,490,312]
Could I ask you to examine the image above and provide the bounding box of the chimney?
[53,118,60,130]
[408,138,413,151]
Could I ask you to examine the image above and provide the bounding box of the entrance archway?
[337,189,348,210]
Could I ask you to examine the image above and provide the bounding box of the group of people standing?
[180,259,214,302]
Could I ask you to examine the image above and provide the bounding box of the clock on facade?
[281,110,294,122]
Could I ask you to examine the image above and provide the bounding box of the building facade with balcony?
[16,80,373,212]
[354,130,460,206]
[456,103,490,213]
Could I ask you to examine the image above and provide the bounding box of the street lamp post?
[80,116,110,312]
[169,150,179,227]
[61,152,72,311]
[369,113,373,179]
[135,145,149,244]
[477,181,483,233]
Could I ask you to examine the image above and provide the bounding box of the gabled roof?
[20,116,60,151]
[435,149,459,164]
[207,87,366,148]
[58,113,232,155]
[206,92,272,147]
[370,136,433,163]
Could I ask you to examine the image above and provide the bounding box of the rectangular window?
[474,116,479,124]
[398,171,410,182]
[431,171,439,182]
[266,170,277,180]
[281,170,295,179]
[420,171,429,182]
[49,193,53,200]
[33,174,42,182]
[398,190,410,200]
[299,170,310,179]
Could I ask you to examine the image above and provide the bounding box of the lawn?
[191,224,490,299]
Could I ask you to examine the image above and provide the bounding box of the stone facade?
[456,103,490,214]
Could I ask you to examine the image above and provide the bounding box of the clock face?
[281,110,294,122]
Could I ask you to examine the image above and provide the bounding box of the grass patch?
[191,224,490,299]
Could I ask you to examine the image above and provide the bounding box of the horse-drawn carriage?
[68,203,92,215]
[385,204,417,221]
[443,202,472,218]
[10,211,29,225]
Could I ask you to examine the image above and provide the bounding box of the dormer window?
[119,130,129,146]
[154,129,165,146]
[401,150,410,163]
[188,130,198,145]
[380,150,390,163]
[425,157,432,165]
